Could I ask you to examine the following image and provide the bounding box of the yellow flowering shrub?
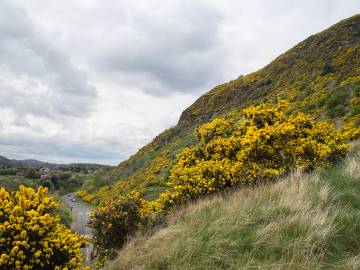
[88,191,166,266]
[88,192,146,252]
[0,185,86,270]
[159,102,350,206]
[102,150,171,200]
[75,190,94,204]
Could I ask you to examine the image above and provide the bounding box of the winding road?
[63,193,93,263]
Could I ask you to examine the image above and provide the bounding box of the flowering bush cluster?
[99,150,171,203]
[90,102,354,259]
[0,185,86,270]
[75,190,94,204]
[89,192,146,251]
[88,191,151,266]
[158,102,350,206]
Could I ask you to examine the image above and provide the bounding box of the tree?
[0,185,86,269]
[321,62,334,75]
[51,175,60,190]
[24,168,38,180]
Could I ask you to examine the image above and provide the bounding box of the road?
[63,193,93,263]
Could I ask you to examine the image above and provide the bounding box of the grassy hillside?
[89,14,360,203]
[104,142,360,270]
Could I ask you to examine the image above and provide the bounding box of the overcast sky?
[0,0,358,165]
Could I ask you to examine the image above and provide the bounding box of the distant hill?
[0,156,16,168]
[95,14,360,202]
[15,159,54,167]
[0,155,112,170]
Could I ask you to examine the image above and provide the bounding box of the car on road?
[71,198,77,202]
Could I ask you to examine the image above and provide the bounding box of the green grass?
[0,175,41,191]
[320,146,360,268]
[104,144,360,270]
[51,193,72,227]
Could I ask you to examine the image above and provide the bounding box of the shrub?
[317,90,349,115]
[299,82,309,91]
[301,103,316,112]
[0,185,86,269]
[350,105,360,116]
[89,191,164,266]
[24,168,39,180]
[89,192,145,253]
[159,102,350,207]
[321,62,334,75]
[328,104,346,118]
[317,95,329,108]
[325,90,349,110]
[0,168,18,176]
[75,189,94,204]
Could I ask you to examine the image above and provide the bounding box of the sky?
[0,0,359,165]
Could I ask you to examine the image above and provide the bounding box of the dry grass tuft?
[343,156,360,179]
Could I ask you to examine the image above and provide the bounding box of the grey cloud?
[94,1,227,95]
[0,0,97,120]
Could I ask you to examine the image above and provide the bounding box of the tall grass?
[104,148,360,270]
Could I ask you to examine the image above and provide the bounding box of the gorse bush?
[158,102,349,207]
[88,191,164,266]
[75,189,94,204]
[0,185,86,270]
[88,191,148,264]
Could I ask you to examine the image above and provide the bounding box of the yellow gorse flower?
[0,185,87,269]
[156,102,351,207]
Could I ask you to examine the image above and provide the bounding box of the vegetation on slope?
[104,142,360,270]
[89,102,358,265]
[86,14,360,204]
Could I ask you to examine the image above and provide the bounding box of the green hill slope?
[88,14,360,203]
[105,142,360,270]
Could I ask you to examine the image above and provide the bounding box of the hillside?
[88,14,360,203]
[105,141,360,270]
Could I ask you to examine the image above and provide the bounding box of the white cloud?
[0,0,358,164]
